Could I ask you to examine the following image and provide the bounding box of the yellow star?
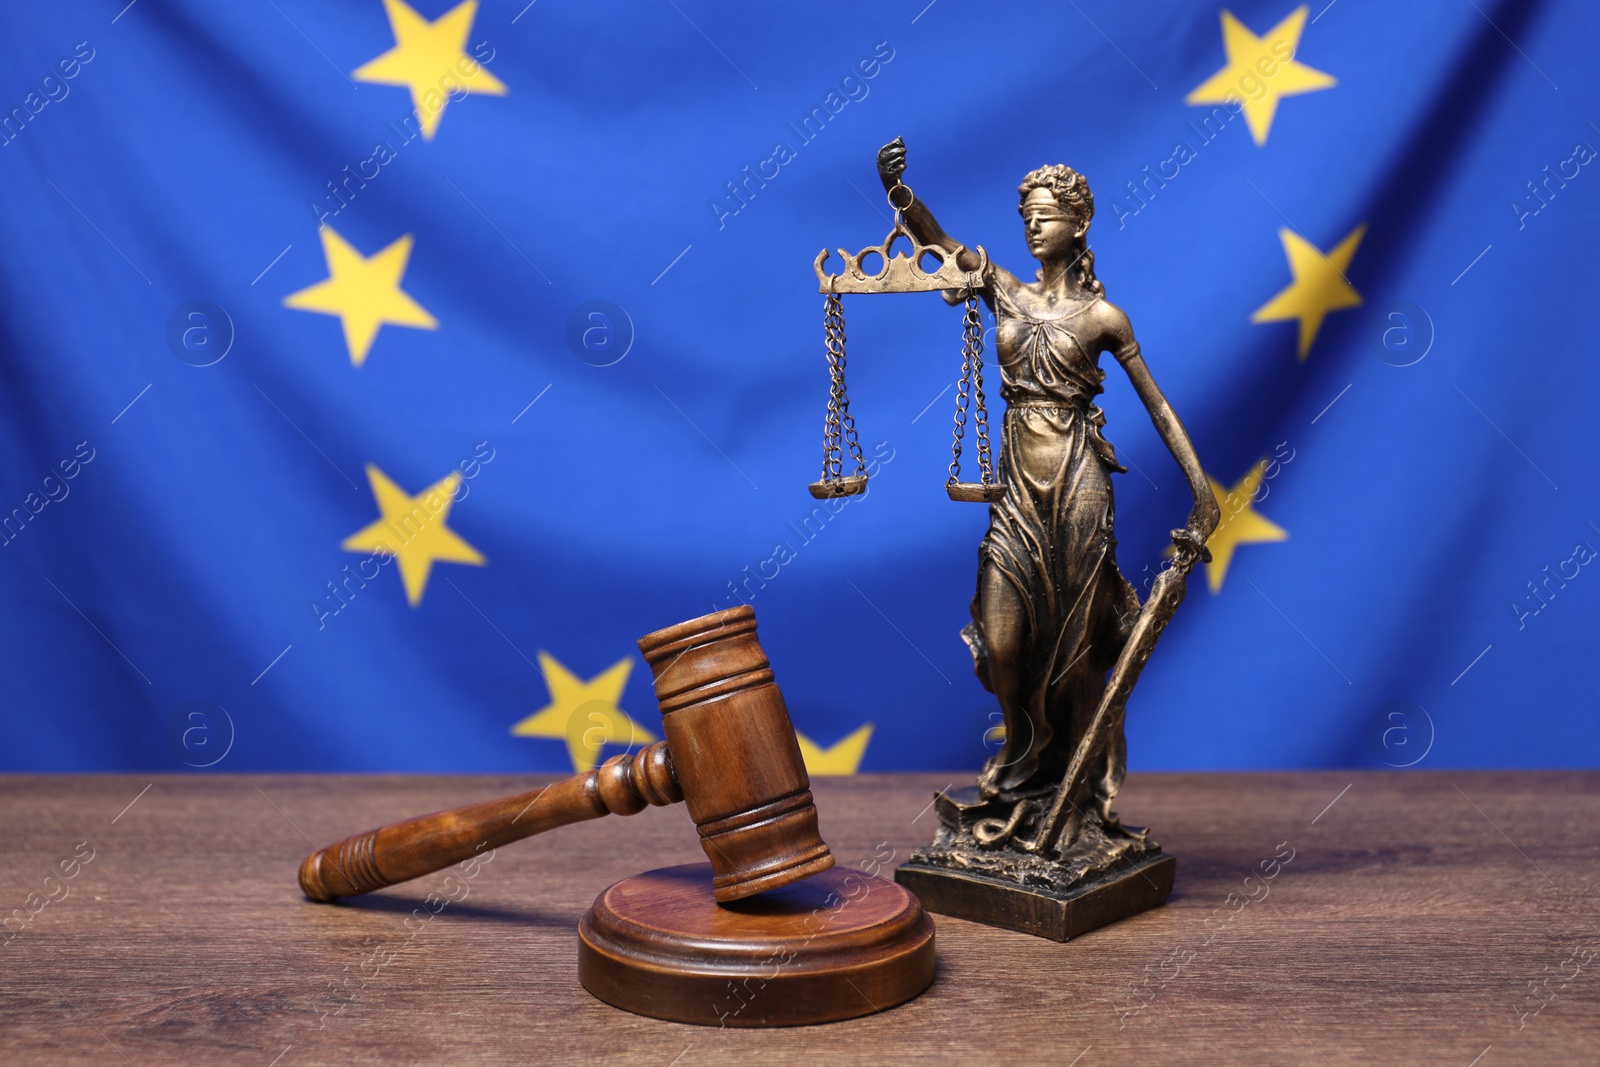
[511,654,657,772]
[1204,461,1289,593]
[796,724,874,776]
[284,226,437,367]
[1186,6,1335,146]
[341,464,484,606]
[354,0,506,141]
[1251,223,1366,360]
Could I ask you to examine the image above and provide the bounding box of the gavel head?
[638,605,834,903]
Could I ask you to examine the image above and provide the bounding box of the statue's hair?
[1018,165,1103,296]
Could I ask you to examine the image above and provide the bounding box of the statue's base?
[893,785,1174,941]
[579,863,935,1027]
[895,850,1175,942]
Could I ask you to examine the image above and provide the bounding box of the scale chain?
[949,292,997,489]
[948,318,973,483]
[819,291,866,483]
[965,295,996,486]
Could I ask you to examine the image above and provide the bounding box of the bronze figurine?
[817,138,1220,939]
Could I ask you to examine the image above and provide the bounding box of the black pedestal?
[895,850,1175,942]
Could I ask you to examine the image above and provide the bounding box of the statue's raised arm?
[876,138,986,274]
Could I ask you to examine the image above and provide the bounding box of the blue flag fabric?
[2,0,1596,773]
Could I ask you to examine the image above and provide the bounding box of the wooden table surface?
[3,772,1597,1065]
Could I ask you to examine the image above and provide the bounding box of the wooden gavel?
[298,606,834,904]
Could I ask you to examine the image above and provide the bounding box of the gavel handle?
[299,741,682,902]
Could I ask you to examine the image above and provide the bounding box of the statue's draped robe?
[963,275,1141,817]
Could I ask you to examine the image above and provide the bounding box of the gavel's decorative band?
[638,606,763,705]
[655,666,775,715]
[695,786,832,898]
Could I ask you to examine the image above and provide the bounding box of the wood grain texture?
[2,772,1598,1065]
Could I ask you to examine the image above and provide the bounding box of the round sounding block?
[578,862,935,1027]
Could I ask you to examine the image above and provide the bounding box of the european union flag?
[2,0,1596,774]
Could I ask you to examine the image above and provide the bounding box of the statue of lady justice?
[878,138,1221,932]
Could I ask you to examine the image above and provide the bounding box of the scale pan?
[809,475,868,499]
[946,480,1005,503]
